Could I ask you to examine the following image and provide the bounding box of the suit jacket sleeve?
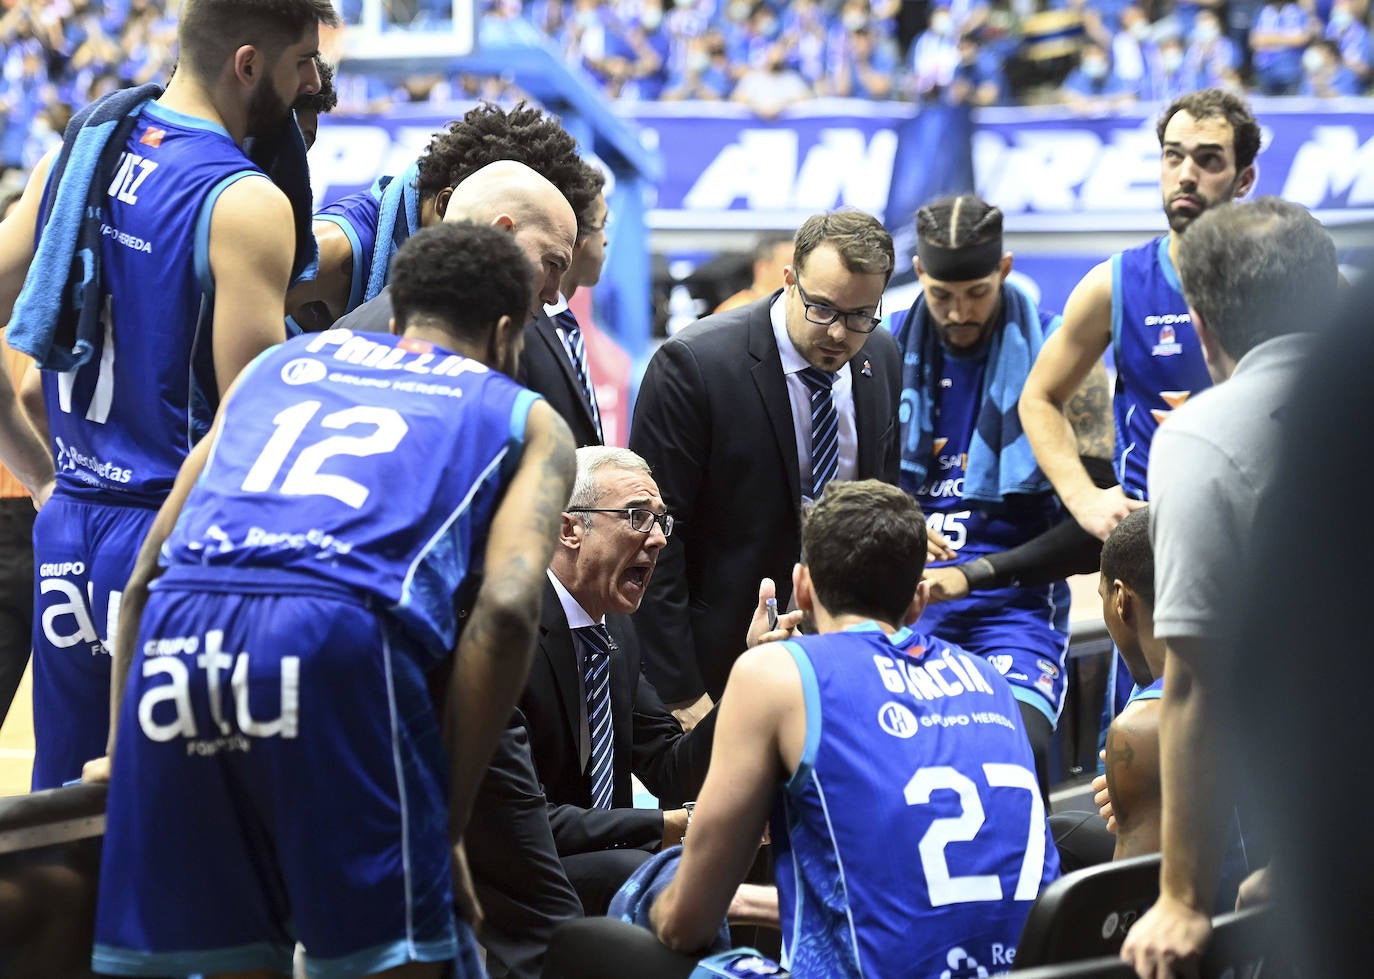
[627,338,712,704]
[630,671,718,809]
[546,801,664,856]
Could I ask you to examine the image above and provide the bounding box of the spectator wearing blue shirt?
[662,30,734,100]
[1111,4,1155,98]
[1326,0,1372,87]
[822,23,900,99]
[1250,0,1318,94]
[1142,33,1196,102]
[907,5,961,102]
[782,0,832,90]
[1299,37,1366,94]
[949,32,1009,105]
[1184,9,1242,90]
[1060,40,1136,113]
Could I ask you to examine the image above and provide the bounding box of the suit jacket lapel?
[747,300,803,513]
[539,579,585,758]
[532,310,597,431]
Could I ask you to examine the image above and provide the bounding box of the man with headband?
[890,193,1113,800]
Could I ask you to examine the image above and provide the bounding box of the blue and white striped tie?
[556,310,604,443]
[576,624,616,810]
[800,366,839,499]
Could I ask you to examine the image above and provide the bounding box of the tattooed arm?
[444,399,576,845]
[1065,357,1114,461]
[1104,699,1162,860]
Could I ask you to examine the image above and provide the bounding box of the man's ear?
[904,579,930,627]
[998,252,1013,282]
[793,562,813,612]
[1234,164,1257,200]
[434,186,453,220]
[559,511,584,550]
[387,316,398,337]
[782,263,797,288]
[233,44,260,86]
[1112,579,1132,626]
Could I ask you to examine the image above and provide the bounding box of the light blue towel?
[608,845,732,954]
[9,84,161,371]
[888,281,1058,504]
[363,159,421,304]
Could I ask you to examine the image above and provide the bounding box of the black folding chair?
[1201,905,1284,979]
[1007,956,1137,979]
[1014,853,1161,969]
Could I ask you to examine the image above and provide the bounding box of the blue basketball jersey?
[772,624,1059,978]
[1110,236,1213,498]
[313,175,389,315]
[161,328,539,665]
[1126,676,1164,704]
[39,102,261,507]
[914,352,1062,561]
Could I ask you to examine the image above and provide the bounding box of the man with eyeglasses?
[630,209,902,732]
[514,445,717,917]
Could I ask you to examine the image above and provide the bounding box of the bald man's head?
[444,160,578,317]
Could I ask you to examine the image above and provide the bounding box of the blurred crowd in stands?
[1,0,1372,171]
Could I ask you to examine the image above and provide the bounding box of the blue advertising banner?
[308,97,1374,233]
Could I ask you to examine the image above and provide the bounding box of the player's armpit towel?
[8,83,161,371]
[608,845,731,954]
[363,159,421,305]
[888,282,1057,504]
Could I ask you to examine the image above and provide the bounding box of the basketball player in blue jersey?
[84,221,577,977]
[1092,508,1166,861]
[890,194,1115,801]
[1019,88,1260,539]
[291,101,603,327]
[651,480,1059,977]
[0,0,338,790]
[1019,88,1260,730]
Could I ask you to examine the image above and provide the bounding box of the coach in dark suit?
[629,210,902,725]
[521,445,716,916]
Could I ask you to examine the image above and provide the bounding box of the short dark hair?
[178,0,338,81]
[801,480,927,626]
[415,101,604,229]
[292,55,337,114]
[1156,88,1261,171]
[1176,197,1337,360]
[793,210,895,281]
[754,233,793,264]
[915,194,1003,249]
[1101,507,1154,607]
[389,222,533,342]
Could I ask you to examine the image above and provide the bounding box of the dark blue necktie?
[575,623,615,810]
[800,366,839,499]
[555,309,604,442]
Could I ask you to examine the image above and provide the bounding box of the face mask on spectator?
[728,1,750,21]
[1330,7,1353,30]
[929,13,951,36]
[1302,47,1327,74]
[1162,48,1183,72]
[1192,21,1219,44]
[642,7,663,29]
[1131,21,1151,41]
[688,49,709,71]
[1082,55,1107,78]
[842,10,867,32]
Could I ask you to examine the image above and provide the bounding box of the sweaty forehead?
[597,467,662,505]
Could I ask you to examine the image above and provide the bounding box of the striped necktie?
[555,309,604,443]
[800,366,839,499]
[575,623,615,810]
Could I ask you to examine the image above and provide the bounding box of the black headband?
[917,237,1003,282]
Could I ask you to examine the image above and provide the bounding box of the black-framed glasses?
[568,507,674,537]
[794,278,883,334]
